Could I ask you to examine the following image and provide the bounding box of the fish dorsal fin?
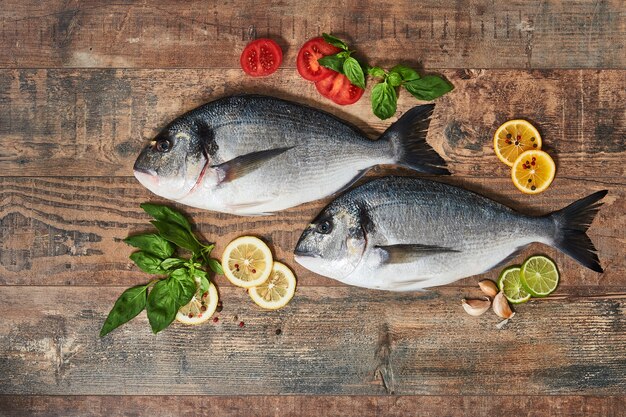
[376,244,459,264]
[213,147,293,184]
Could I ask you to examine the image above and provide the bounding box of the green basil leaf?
[193,269,208,280]
[404,75,454,101]
[199,275,210,295]
[146,279,177,334]
[208,259,224,275]
[343,57,366,89]
[390,64,420,82]
[169,269,196,308]
[124,234,174,259]
[129,251,166,274]
[140,203,194,234]
[368,66,386,78]
[388,72,402,87]
[151,220,201,253]
[100,285,147,337]
[371,81,398,120]
[161,257,186,270]
[322,33,348,50]
[318,54,345,73]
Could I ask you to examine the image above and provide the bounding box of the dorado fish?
[294,176,606,290]
[133,95,448,215]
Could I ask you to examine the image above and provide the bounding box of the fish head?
[294,203,367,281]
[133,123,207,200]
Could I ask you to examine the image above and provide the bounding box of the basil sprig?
[317,34,453,120]
[100,204,219,336]
[317,33,366,89]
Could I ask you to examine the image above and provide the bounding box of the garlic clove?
[493,291,515,319]
[478,279,499,298]
[462,297,491,316]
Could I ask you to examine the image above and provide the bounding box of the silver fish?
[133,95,448,215]
[294,176,606,291]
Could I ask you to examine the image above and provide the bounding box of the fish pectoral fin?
[213,147,293,184]
[376,244,460,264]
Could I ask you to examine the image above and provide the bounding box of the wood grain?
[0,286,624,395]
[0,69,624,178]
[0,176,623,288]
[1,395,625,417]
[0,0,624,69]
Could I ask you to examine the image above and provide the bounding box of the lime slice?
[520,255,560,297]
[498,265,531,304]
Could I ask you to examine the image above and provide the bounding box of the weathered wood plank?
[0,176,622,288]
[0,69,624,178]
[0,0,624,69]
[0,286,624,395]
[0,395,624,417]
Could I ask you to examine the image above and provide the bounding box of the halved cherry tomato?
[315,72,364,105]
[240,38,283,77]
[296,37,342,82]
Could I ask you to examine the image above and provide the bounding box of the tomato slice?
[240,38,283,77]
[296,37,342,82]
[315,72,365,105]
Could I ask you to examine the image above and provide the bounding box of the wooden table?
[0,1,624,415]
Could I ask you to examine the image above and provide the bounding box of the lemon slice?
[221,236,273,288]
[248,262,297,310]
[494,120,542,166]
[520,255,559,297]
[176,281,218,325]
[511,150,555,194]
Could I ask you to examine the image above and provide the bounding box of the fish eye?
[155,138,172,153]
[316,220,332,234]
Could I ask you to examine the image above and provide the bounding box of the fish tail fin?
[381,104,450,175]
[548,190,608,272]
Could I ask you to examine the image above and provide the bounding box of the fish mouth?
[133,165,157,176]
[133,166,159,187]
[293,247,319,258]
